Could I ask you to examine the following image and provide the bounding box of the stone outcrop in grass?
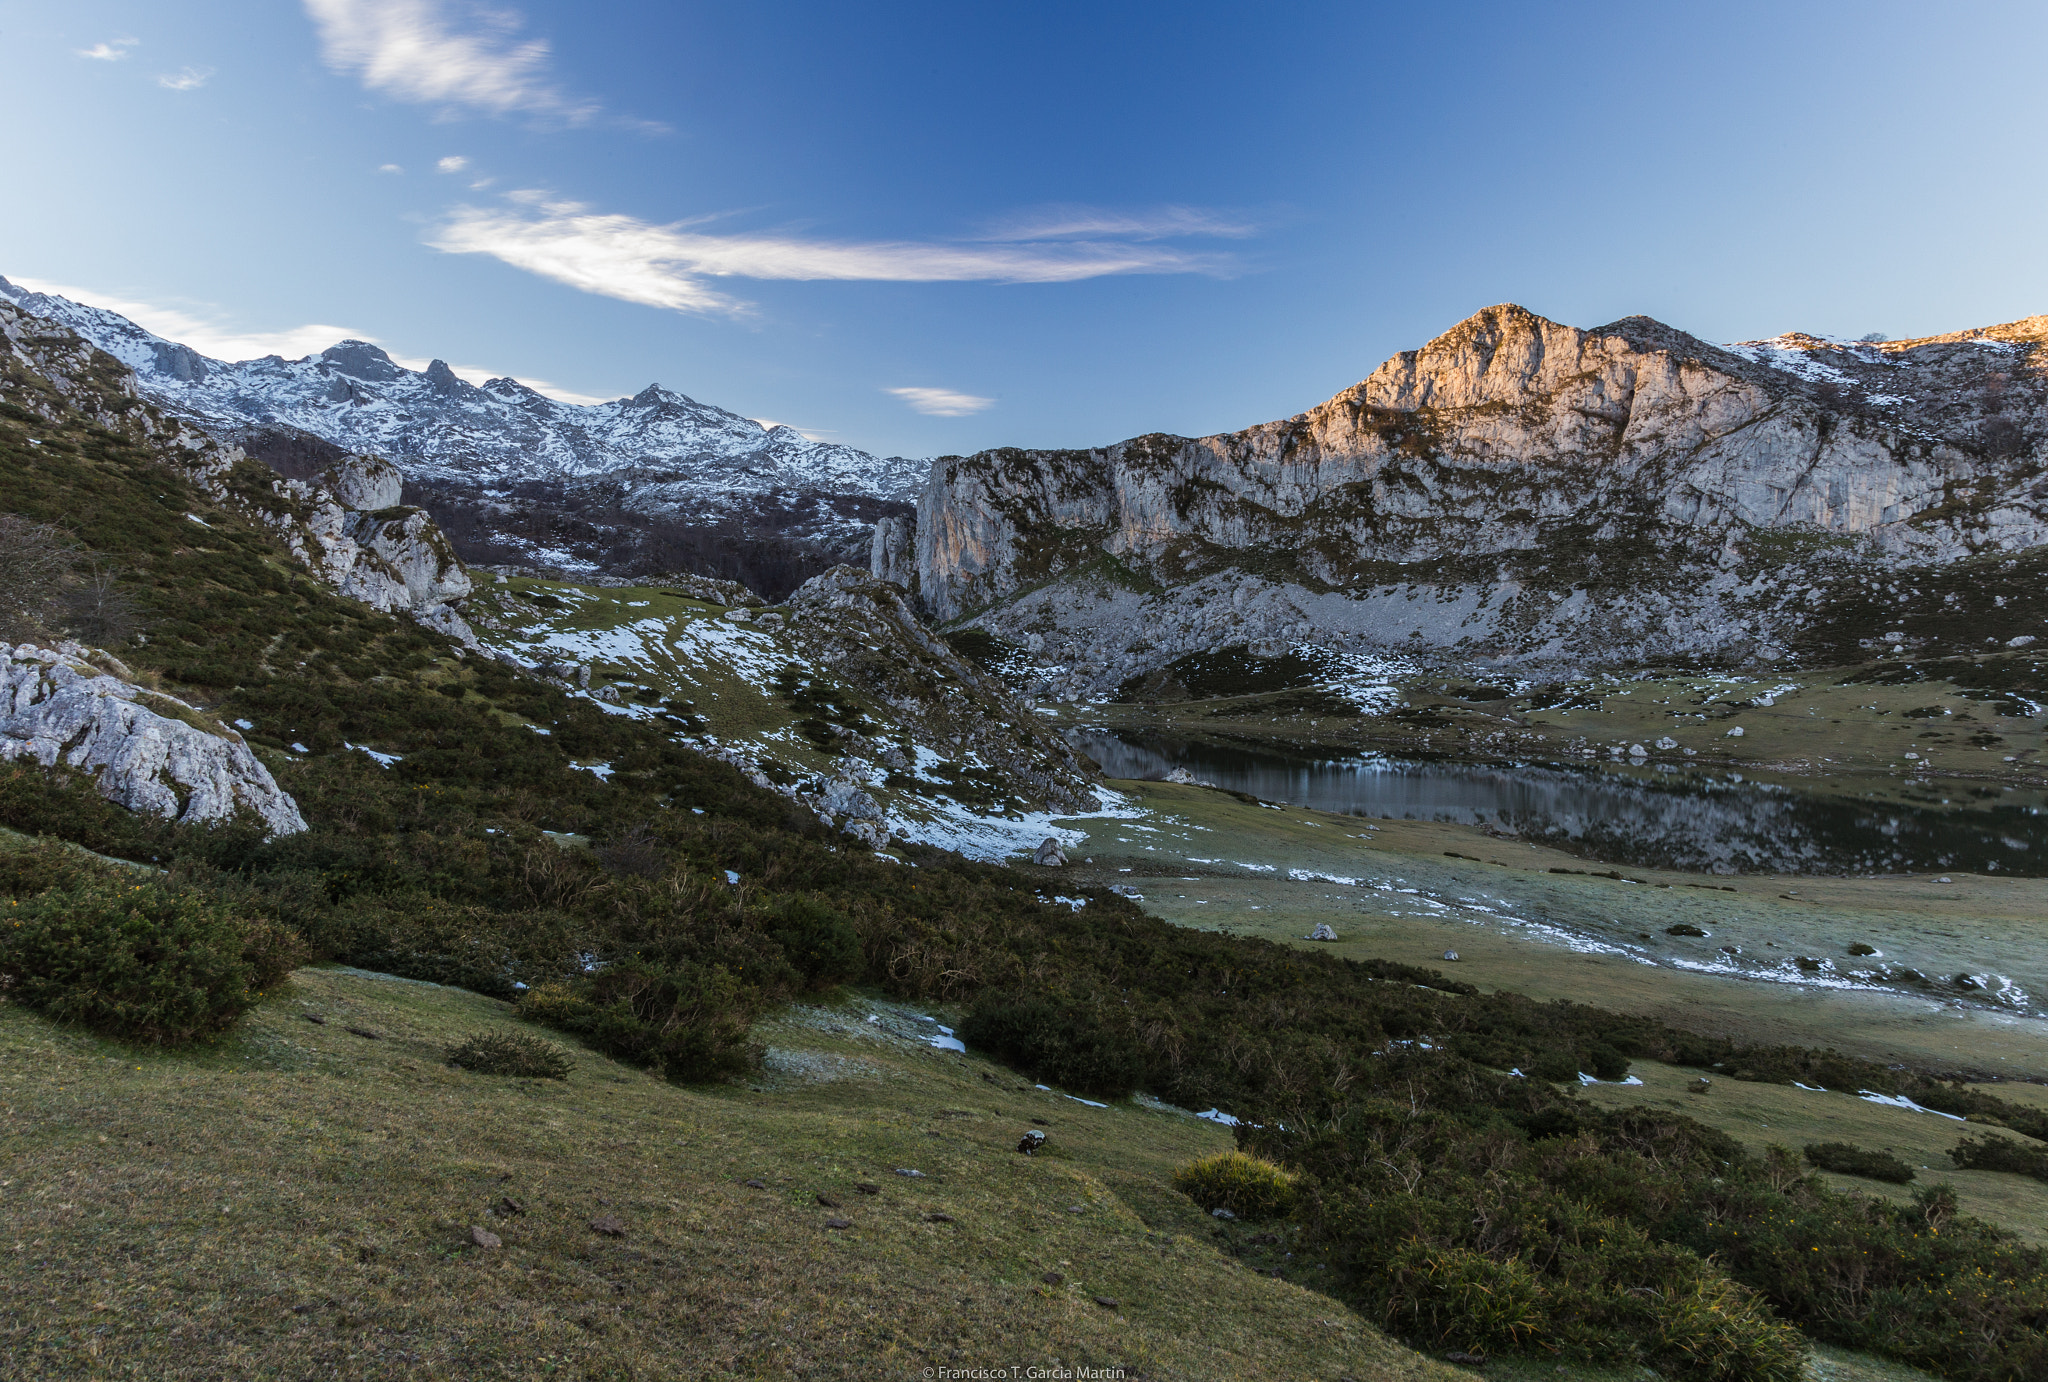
[0,642,306,834]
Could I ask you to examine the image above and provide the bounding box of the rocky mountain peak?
[319,340,405,381]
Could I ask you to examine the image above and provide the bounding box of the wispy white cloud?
[426,195,1239,317]
[886,387,994,418]
[975,205,1260,242]
[78,38,138,61]
[304,0,598,123]
[436,154,468,172]
[157,66,214,91]
[9,277,609,405]
[377,163,405,174]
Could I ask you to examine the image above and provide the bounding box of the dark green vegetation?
[0,845,301,1043]
[443,1028,572,1080]
[5,333,2046,1380]
[1806,1142,1917,1184]
[1952,1133,2048,1183]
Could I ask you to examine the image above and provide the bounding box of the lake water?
[1070,728,2048,877]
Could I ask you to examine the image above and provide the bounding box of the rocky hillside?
[0,277,923,589]
[903,305,2048,694]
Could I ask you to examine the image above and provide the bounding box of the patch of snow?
[345,742,402,768]
[570,761,614,781]
[1858,1091,1964,1120]
[1065,1095,1109,1108]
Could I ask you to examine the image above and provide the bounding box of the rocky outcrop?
[0,643,306,835]
[869,515,917,591]
[915,305,2048,685]
[783,567,1098,814]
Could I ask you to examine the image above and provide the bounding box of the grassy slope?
[0,967,1464,1382]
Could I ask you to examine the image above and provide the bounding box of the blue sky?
[4,1,2046,458]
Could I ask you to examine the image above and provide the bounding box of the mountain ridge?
[904,301,2048,695]
[0,275,924,498]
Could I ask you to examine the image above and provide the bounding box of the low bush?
[1170,1150,1297,1220]
[763,896,861,990]
[0,877,292,1043]
[1804,1141,1915,1183]
[1950,1132,2048,1182]
[446,1030,572,1080]
[517,959,759,1084]
[960,991,1145,1099]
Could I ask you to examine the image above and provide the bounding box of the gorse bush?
[446,1030,573,1080]
[961,991,1146,1099]
[517,958,759,1084]
[1805,1141,1915,1183]
[764,896,861,990]
[1170,1150,1296,1220]
[1950,1132,2048,1182]
[1,875,295,1043]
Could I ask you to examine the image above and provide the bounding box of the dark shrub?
[1531,1049,1579,1083]
[1588,1044,1631,1082]
[517,958,758,1083]
[447,1030,572,1080]
[1950,1133,2048,1182]
[1804,1142,1915,1183]
[962,991,1144,1099]
[0,878,282,1043]
[763,896,861,990]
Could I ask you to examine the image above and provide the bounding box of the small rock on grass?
[816,1193,842,1208]
[744,1178,767,1189]
[495,1197,525,1216]
[469,1226,502,1249]
[589,1215,625,1237]
[824,1217,853,1231]
[302,1014,326,1025]
[1041,1271,1064,1286]
[1093,1296,1119,1309]
[854,1183,880,1195]
[344,1026,381,1039]
[924,1212,955,1223]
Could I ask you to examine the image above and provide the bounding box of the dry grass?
[0,966,1465,1381]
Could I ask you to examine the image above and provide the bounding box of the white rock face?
[913,303,2048,684]
[0,644,306,835]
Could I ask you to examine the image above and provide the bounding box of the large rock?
[913,305,2048,680]
[0,643,306,835]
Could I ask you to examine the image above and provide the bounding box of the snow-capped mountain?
[0,276,927,502]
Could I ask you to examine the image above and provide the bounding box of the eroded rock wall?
[915,304,2048,685]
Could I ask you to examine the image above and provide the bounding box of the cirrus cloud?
[425,195,1242,318]
[78,38,139,61]
[304,0,598,123]
[886,387,994,418]
[157,66,214,91]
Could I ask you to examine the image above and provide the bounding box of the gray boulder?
[1033,837,1068,867]
[1305,923,1338,941]
[0,643,306,835]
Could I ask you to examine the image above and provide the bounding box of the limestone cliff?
[909,305,2048,689]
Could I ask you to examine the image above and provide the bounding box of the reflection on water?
[1071,729,2048,877]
